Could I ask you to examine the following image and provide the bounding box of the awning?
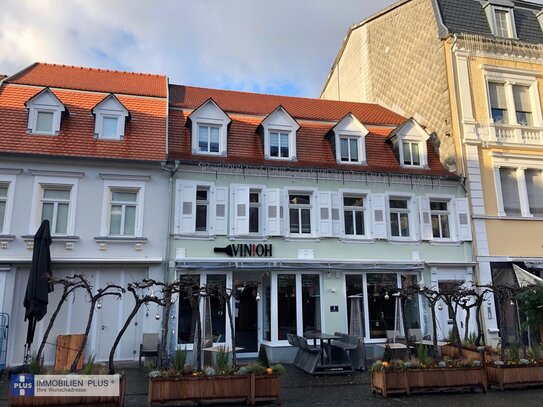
[513,264,543,287]
[525,262,543,272]
[175,260,424,272]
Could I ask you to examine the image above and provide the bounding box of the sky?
[0,0,400,98]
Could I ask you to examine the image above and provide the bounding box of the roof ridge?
[33,62,167,78]
[169,83,386,108]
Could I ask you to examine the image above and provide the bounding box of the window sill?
[27,131,58,137]
[229,235,269,241]
[283,236,321,242]
[193,151,225,157]
[172,234,216,241]
[387,238,420,245]
[22,235,80,243]
[339,237,375,243]
[94,236,148,243]
[428,240,461,246]
[0,235,15,242]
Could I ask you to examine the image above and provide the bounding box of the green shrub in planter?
[258,344,270,368]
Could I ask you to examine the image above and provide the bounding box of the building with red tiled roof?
[0,63,170,368]
[167,84,475,364]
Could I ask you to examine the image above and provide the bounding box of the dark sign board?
[214,244,272,257]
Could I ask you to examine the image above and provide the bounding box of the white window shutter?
[233,186,250,236]
[179,183,196,234]
[455,198,472,241]
[419,196,432,240]
[318,191,332,237]
[331,192,341,236]
[213,187,228,235]
[371,194,387,239]
[267,188,282,236]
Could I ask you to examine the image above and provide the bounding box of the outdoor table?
[305,333,341,366]
[376,342,413,359]
[415,340,448,347]
[202,346,244,366]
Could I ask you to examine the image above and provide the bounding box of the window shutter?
[331,192,341,236]
[233,186,250,236]
[419,196,432,240]
[318,191,332,237]
[371,194,387,239]
[267,188,282,236]
[212,187,228,235]
[455,198,472,241]
[178,183,196,234]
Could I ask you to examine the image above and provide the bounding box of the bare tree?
[418,286,442,358]
[36,275,85,363]
[70,275,124,373]
[108,279,174,374]
[473,286,492,347]
[439,281,464,358]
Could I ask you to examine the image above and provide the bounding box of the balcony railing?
[487,124,543,145]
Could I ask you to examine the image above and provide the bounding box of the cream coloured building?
[321,0,543,345]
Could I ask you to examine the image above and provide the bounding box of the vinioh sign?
[214,244,272,257]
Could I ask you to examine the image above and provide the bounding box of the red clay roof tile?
[7,63,167,98]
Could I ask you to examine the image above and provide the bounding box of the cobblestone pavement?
[3,364,543,406]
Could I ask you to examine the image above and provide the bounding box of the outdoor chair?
[386,330,405,344]
[139,333,160,368]
[408,328,429,343]
[288,333,303,367]
[332,333,367,371]
[297,336,321,374]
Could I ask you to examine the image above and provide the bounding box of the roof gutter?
[431,0,450,39]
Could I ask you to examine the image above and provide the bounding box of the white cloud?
[3,0,540,97]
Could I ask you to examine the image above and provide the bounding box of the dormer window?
[188,99,231,156]
[484,1,516,39]
[387,118,429,169]
[261,106,300,161]
[402,141,421,166]
[92,94,129,140]
[329,113,368,165]
[25,88,66,136]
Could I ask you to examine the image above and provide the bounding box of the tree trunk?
[499,298,507,362]
[160,291,172,368]
[475,299,484,347]
[464,309,471,343]
[37,287,75,362]
[109,301,143,374]
[448,303,463,358]
[401,298,410,355]
[430,305,439,358]
[71,300,96,372]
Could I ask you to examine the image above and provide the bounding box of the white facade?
[0,156,169,366]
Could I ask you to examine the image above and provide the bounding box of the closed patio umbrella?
[23,220,53,363]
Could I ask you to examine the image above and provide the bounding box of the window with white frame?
[0,184,8,234]
[343,195,365,236]
[499,167,521,216]
[484,68,543,131]
[266,272,321,342]
[92,94,129,140]
[494,8,513,38]
[513,85,533,126]
[25,88,66,135]
[339,136,360,163]
[288,193,312,235]
[41,187,71,235]
[270,131,290,158]
[249,190,261,234]
[195,187,210,232]
[389,198,411,238]
[526,169,543,216]
[198,125,220,153]
[189,100,230,156]
[402,141,421,167]
[489,82,509,124]
[261,107,299,161]
[108,190,138,236]
[430,199,451,239]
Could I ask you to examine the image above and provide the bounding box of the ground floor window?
[345,272,422,340]
[177,273,230,345]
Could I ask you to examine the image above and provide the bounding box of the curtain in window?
[500,168,521,215]
[526,169,543,216]
[489,82,507,109]
[513,86,531,112]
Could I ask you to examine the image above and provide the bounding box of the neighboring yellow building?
[321,0,543,345]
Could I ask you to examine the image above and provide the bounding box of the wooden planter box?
[148,374,281,406]
[8,375,125,407]
[372,367,486,398]
[487,364,543,390]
